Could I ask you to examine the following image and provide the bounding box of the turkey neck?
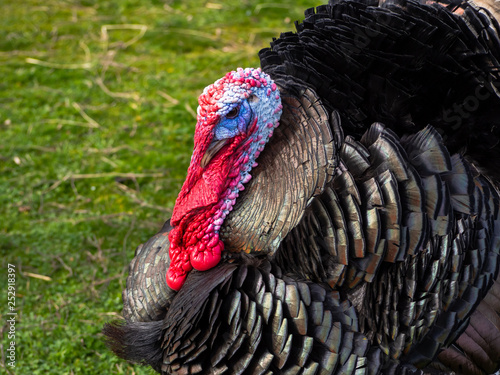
[220,85,343,254]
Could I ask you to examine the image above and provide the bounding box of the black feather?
[102,320,164,372]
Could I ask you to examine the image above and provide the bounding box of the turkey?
[103,0,500,374]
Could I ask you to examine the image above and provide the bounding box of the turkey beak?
[200,139,229,168]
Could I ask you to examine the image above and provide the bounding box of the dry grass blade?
[42,119,99,128]
[43,172,168,194]
[26,40,93,70]
[72,102,101,128]
[95,77,140,101]
[116,182,172,213]
[167,28,220,41]
[34,212,132,224]
[91,275,122,287]
[23,272,53,281]
[157,90,180,106]
[87,145,137,154]
[25,57,93,70]
[205,2,223,9]
[70,172,167,179]
[55,255,74,277]
[98,312,123,317]
[185,103,197,119]
[101,24,148,50]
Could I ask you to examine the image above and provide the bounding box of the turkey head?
[166,68,282,291]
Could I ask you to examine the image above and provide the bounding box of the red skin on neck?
[167,132,246,291]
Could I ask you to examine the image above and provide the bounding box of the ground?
[0,0,314,374]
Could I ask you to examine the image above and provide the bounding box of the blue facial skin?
[214,100,253,140]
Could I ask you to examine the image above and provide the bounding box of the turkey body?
[103,0,500,374]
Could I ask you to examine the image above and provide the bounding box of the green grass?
[0,0,318,373]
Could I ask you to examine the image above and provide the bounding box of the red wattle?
[190,238,223,271]
[166,267,186,291]
[167,227,193,291]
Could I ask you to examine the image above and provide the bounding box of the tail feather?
[102,320,164,372]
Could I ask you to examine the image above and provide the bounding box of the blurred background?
[0,0,314,373]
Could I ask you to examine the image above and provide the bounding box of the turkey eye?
[226,107,239,119]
